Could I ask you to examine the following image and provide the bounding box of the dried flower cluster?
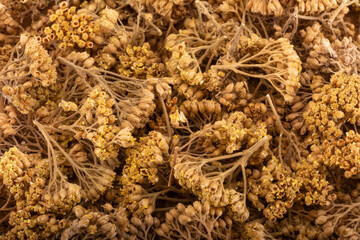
[304,73,360,144]
[45,1,98,49]
[156,201,233,239]
[0,0,360,239]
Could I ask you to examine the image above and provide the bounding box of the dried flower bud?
[315,215,328,225]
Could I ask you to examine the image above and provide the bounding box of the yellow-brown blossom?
[248,156,302,221]
[121,131,169,186]
[304,73,360,144]
[44,1,98,49]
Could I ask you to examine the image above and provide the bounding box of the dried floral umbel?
[44,1,98,49]
[246,0,286,16]
[301,21,360,75]
[0,147,79,239]
[59,86,136,166]
[173,117,270,222]
[61,205,118,240]
[308,130,360,179]
[240,221,274,240]
[156,201,232,240]
[246,0,348,16]
[121,131,169,186]
[313,201,360,239]
[214,35,302,103]
[34,119,116,202]
[303,73,360,144]
[0,35,59,114]
[247,156,302,222]
[0,0,53,24]
[0,97,17,139]
[0,3,20,36]
[115,42,167,78]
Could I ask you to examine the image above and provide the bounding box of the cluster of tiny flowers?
[42,182,82,215]
[266,214,325,239]
[304,73,360,144]
[174,157,250,222]
[2,78,61,115]
[67,86,135,163]
[166,42,204,86]
[62,205,117,240]
[246,0,341,16]
[116,42,167,78]
[196,111,268,156]
[308,130,360,178]
[0,44,12,70]
[178,99,222,121]
[0,147,32,191]
[121,131,169,186]
[156,201,232,239]
[0,147,81,239]
[0,105,17,138]
[117,88,157,130]
[294,159,336,206]
[248,156,302,222]
[1,36,60,114]
[0,3,20,35]
[297,0,342,15]
[219,35,302,103]
[302,22,360,74]
[241,221,271,240]
[151,0,194,22]
[45,1,98,49]
[246,0,285,16]
[23,36,57,86]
